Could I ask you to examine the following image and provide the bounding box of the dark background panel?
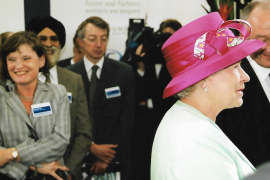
[24,0,50,29]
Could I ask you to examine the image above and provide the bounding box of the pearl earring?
[204,87,208,92]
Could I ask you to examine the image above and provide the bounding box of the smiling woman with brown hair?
[0,31,70,180]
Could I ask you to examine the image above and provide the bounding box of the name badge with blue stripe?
[31,102,52,117]
[105,86,121,99]
[67,92,72,103]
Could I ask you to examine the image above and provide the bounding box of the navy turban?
[26,15,66,49]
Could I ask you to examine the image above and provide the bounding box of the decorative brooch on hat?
[194,19,251,60]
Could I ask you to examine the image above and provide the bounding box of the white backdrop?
[0,0,209,60]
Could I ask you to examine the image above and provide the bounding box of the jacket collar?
[3,80,53,128]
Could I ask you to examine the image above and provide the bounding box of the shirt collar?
[84,56,104,79]
[70,58,75,65]
[246,56,270,81]
[84,56,104,70]
[38,65,58,84]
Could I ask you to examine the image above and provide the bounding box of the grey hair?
[174,83,199,99]
[174,69,223,99]
[241,0,270,20]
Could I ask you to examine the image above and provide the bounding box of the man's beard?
[45,46,61,69]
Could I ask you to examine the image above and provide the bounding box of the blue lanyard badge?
[105,86,121,99]
[31,102,52,117]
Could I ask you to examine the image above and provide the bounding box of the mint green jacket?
[151,101,255,180]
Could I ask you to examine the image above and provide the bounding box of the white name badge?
[31,102,52,117]
[105,86,121,99]
[67,92,72,103]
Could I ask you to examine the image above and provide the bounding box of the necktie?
[89,65,99,106]
[45,72,51,83]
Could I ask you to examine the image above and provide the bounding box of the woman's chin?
[234,99,244,108]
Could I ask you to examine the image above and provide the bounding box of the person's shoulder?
[57,57,72,68]
[43,81,67,93]
[106,57,132,75]
[38,82,68,101]
[66,60,83,71]
[57,65,82,78]
[59,57,72,62]
[107,57,131,68]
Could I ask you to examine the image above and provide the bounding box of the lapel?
[79,61,90,91]
[216,122,256,170]
[30,81,53,126]
[94,57,114,100]
[213,109,256,171]
[3,81,53,129]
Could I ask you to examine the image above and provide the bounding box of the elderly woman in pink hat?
[151,12,265,180]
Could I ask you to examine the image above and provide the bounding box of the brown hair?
[0,31,49,80]
[159,19,182,32]
[77,16,110,40]
[0,31,13,47]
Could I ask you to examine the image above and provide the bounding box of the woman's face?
[207,61,250,109]
[7,44,45,87]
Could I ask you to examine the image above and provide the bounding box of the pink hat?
[162,12,266,99]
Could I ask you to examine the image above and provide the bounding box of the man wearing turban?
[27,15,93,180]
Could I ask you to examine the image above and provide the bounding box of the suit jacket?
[152,101,255,180]
[67,57,135,163]
[57,66,92,180]
[57,57,72,68]
[146,62,176,125]
[0,81,70,180]
[216,58,270,167]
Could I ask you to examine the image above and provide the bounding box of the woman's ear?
[39,54,46,68]
[199,80,208,91]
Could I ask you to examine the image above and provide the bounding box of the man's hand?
[90,143,118,163]
[30,161,69,180]
[90,160,109,175]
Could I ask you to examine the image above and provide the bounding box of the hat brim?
[163,39,265,99]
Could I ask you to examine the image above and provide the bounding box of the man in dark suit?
[26,15,92,180]
[58,30,84,68]
[217,1,270,168]
[67,16,135,179]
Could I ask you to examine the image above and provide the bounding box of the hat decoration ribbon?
[194,19,252,60]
